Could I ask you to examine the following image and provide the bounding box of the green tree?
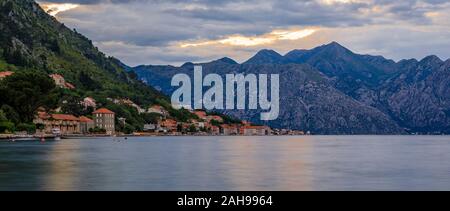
[177,124,183,133]
[123,123,135,134]
[0,109,8,122]
[0,71,57,123]
[16,123,36,134]
[210,119,222,127]
[142,113,162,124]
[0,109,15,133]
[0,105,20,124]
[0,121,14,133]
[79,71,101,90]
[89,127,106,134]
[188,124,197,133]
[60,94,90,116]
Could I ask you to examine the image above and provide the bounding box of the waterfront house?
[79,116,94,134]
[221,124,239,135]
[0,71,14,80]
[34,112,81,135]
[240,125,271,136]
[143,124,157,132]
[191,119,205,129]
[93,108,115,135]
[210,126,221,135]
[160,119,178,132]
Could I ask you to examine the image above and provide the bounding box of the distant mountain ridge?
[134,42,450,134]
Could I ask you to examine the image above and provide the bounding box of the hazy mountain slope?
[376,56,450,133]
[134,41,450,134]
[134,62,404,134]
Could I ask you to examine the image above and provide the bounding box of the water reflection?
[1,136,450,191]
[44,140,81,190]
[220,136,314,191]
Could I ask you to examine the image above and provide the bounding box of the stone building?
[240,125,271,136]
[221,124,240,135]
[34,113,80,135]
[79,116,94,134]
[93,108,115,135]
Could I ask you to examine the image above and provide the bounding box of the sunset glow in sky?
[39,2,79,16]
[37,0,450,66]
[180,28,317,48]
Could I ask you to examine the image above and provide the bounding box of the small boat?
[52,128,62,141]
[52,128,61,135]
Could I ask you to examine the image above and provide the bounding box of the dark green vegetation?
[0,72,57,123]
[0,0,195,133]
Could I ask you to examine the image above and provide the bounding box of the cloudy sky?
[38,0,450,66]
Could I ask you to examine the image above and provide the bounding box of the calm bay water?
[0,136,449,191]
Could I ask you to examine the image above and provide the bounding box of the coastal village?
[1,71,305,138]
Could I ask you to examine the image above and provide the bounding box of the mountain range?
[2,0,448,135]
[134,42,450,134]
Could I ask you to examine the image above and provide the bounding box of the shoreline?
[1,133,449,141]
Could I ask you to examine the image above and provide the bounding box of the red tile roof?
[37,112,51,120]
[194,111,207,118]
[161,119,178,127]
[221,124,237,129]
[65,82,75,89]
[79,116,94,123]
[209,115,224,122]
[0,71,14,78]
[242,125,270,130]
[49,74,64,79]
[51,114,79,121]
[93,108,115,114]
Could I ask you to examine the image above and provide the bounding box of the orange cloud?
[180,28,318,48]
[39,2,79,16]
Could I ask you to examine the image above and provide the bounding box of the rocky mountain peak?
[418,55,443,70]
[317,41,353,55]
[215,57,238,65]
[420,55,443,65]
[243,49,285,65]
